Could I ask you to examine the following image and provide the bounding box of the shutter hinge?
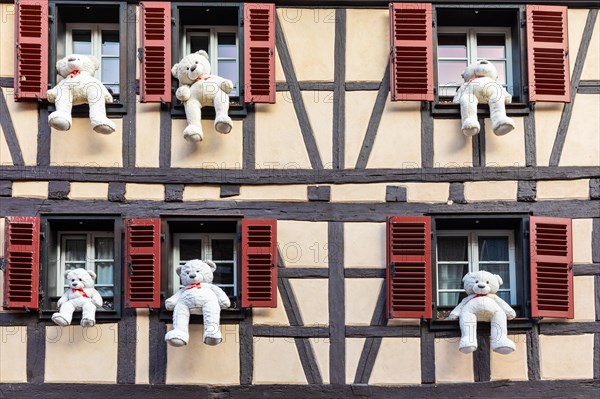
[432,20,436,28]
[0,258,7,272]
[389,310,393,318]
[48,15,54,23]
[138,48,144,62]
[171,17,176,25]
[128,261,133,275]
[390,262,395,276]
[40,232,45,240]
[161,233,166,242]
[521,20,526,28]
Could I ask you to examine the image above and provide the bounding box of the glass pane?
[477,34,506,59]
[190,34,210,55]
[217,60,238,95]
[439,292,462,307]
[101,58,120,84]
[95,262,114,285]
[481,263,511,288]
[212,262,234,285]
[102,30,120,56]
[179,239,202,261]
[64,262,85,271]
[96,286,114,298]
[221,286,234,297]
[218,32,237,58]
[105,84,119,96]
[212,239,234,261]
[490,62,506,85]
[438,61,468,87]
[95,237,114,260]
[65,239,86,262]
[479,237,509,261]
[496,290,511,303]
[437,236,468,261]
[438,34,467,58]
[438,263,469,289]
[72,30,92,54]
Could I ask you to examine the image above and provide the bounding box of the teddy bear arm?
[210,285,231,308]
[165,290,183,311]
[175,85,192,102]
[56,293,69,308]
[492,295,516,319]
[91,291,103,308]
[447,296,471,320]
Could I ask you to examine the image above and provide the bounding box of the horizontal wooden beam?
[574,263,600,276]
[539,322,600,335]
[279,268,329,278]
[346,325,421,338]
[253,325,329,338]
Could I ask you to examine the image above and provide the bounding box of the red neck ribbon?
[72,288,89,298]
[186,283,202,290]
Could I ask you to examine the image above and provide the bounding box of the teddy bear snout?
[190,64,197,72]
[189,273,197,279]
[477,283,486,289]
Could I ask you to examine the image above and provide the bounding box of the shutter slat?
[140,2,171,102]
[386,216,432,319]
[125,218,161,308]
[14,0,48,101]
[244,3,275,104]
[242,219,277,308]
[389,2,433,101]
[526,5,570,102]
[530,216,573,318]
[4,216,40,310]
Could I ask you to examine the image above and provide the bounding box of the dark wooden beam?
[517,180,537,202]
[276,82,336,92]
[527,324,541,381]
[239,309,253,385]
[420,321,436,384]
[473,334,491,382]
[524,111,537,167]
[449,182,467,204]
[117,308,136,384]
[594,332,600,379]
[345,81,381,91]
[332,9,346,170]
[0,88,25,166]
[148,315,167,384]
[159,104,171,169]
[578,80,600,94]
[108,182,126,202]
[574,263,600,276]
[47,181,70,200]
[121,3,137,168]
[253,325,330,338]
[538,322,600,335]
[308,186,331,202]
[0,180,12,197]
[328,222,345,384]
[421,103,434,168]
[593,219,600,264]
[385,185,407,203]
[590,178,600,200]
[26,321,45,383]
[346,325,421,338]
[0,77,13,87]
[220,184,241,198]
[36,103,51,167]
[164,184,184,202]
[472,118,486,167]
[279,268,329,279]
[242,106,255,170]
[353,286,386,384]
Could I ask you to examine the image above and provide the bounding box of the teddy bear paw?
[165,329,189,347]
[492,118,515,136]
[214,115,233,134]
[81,318,96,328]
[48,111,72,131]
[92,119,116,135]
[492,337,515,355]
[51,313,70,327]
[184,125,204,142]
[461,118,480,137]
[204,331,223,346]
[458,338,477,354]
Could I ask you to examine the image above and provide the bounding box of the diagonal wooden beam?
[0,88,25,166]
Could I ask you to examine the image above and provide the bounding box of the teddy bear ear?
[494,274,503,286]
[196,50,209,60]
[56,57,69,78]
[205,260,217,272]
[87,270,97,280]
[462,273,472,283]
[171,64,179,78]
[176,265,183,276]
[88,55,100,70]
[64,269,72,279]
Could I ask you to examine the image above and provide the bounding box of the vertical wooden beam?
[37,104,51,166]
[0,88,25,166]
[122,4,137,168]
[117,308,137,384]
[449,182,466,204]
[421,103,434,168]
[27,321,45,383]
[159,105,171,168]
[420,321,436,384]
[329,222,345,384]
[332,9,346,170]
[243,106,256,170]
[527,324,541,381]
[148,315,167,384]
[524,111,537,167]
[472,119,486,167]
[239,308,253,385]
[473,334,491,382]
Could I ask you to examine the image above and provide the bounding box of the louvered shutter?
[125,218,161,308]
[241,219,277,308]
[3,217,40,310]
[526,5,570,102]
[244,3,276,104]
[140,2,171,102]
[530,216,573,318]
[386,216,432,319]
[14,0,49,101]
[389,2,433,101]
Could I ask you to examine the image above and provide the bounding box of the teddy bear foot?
[81,318,96,328]
[458,338,477,353]
[492,119,515,136]
[51,313,70,327]
[92,120,116,135]
[214,115,233,134]
[183,125,204,142]
[48,112,72,131]
[165,329,189,347]
[461,119,480,137]
[492,337,516,355]
[204,336,222,346]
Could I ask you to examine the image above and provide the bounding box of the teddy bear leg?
[88,96,116,134]
[165,303,191,347]
[183,99,204,142]
[458,312,478,353]
[490,311,515,355]
[52,301,75,326]
[213,94,233,134]
[202,301,222,346]
[488,98,515,136]
[48,87,73,131]
[459,96,480,136]
[80,301,97,327]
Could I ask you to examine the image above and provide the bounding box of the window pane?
[72,30,92,54]
[96,286,114,299]
[439,292,462,307]
[212,262,234,285]
[95,237,114,260]
[491,61,506,85]
[105,84,120,96]
[438,263,469,289]
[217,60,238,95]
[496,290,510,303]
[437,236,468,261]
[481,263,510,288]
[479,237,509,261]
[102,58,120,85]
[218,32,237,58]
[179,239,202,261]
[190,34,210,55]
[212,239,234,261]
[95,261,114,286]
[438,34,467,58]
[221,286,234,297]
[438,61,468,87]
[477,34,505,59]
[102,30,120,56]
[65,239,86,262]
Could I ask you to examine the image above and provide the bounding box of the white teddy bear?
[447,270,517,355]
[171,50,234,142]
[453,60,515,137]
[47,54,116,134]
[51,268,103,328]
[165,259,231,346]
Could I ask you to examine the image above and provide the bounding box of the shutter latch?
[390,262,395,276]
[0,258,7,272]
[137,48,144,62]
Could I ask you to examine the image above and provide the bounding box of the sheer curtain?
[95,237,114,297]
[437,236,468,306]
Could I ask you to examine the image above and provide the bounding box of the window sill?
[39,309,121,322]
[159,307,247,323]
[170,103,248,119]
[48,102,127,117]
[431,102,531,118]
[428,317,533,331]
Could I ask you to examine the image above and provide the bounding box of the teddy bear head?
[461,59,499,82]
[462,270,503,295]
[177,259,217,286]
[171,51,212,86]
[56,54,100,78]
[64,268,97,290]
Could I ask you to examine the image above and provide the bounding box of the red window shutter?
[125,218,161,308]
[386,216,432,319]
[241,219,277,308]
[530,216,573,319]
[3,217,40,310]
[389,2,433,101]
[244,3,276,104]
[14,0,49,101]
[139,2,171,102]
[526,5,570,102]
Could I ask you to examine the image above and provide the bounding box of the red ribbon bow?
[195,76,209,82]
[72,288,89,298]
[468,293,487,302]
[70,69,81,79]
[186,283,202,290]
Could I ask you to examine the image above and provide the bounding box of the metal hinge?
[0,258,7,272]
[138,48,144,62]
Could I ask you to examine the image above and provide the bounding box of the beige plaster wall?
[302,91,333,168]
[277,8,335,81]
[311,339,330,384]
[135,309,150,384]
[464,181,518,202]
[0,125,12,165]
[345,91,377,168]
[568,9,587,79]
[537,180,590,200]
[344,222,385,269]
[3,90,38,165]
[484,118,526,167]
[540,334,594,379]
[68,182,108,200]
[11,181,48,198]
[346,10,389,82]
[345,278,383,325]
[370,338,421,385]
[253,290,290,326]
[0,326,27,382]
[573,218,593,263]
[560,95,600,166]
[135,101,161,167]
[569,9,600,80]
[254,337,307,384]
[171,120,243,169]
[581,11,600,80]
[0,4,15,77]
[435,337,474,383]
[45,324,118,382]
[125,183,164,201]
[346,337,366,383]
[331,183,386,202]
[51,119,123,167]
[490,334,528,381]
[182,185,221,201]
[166,324,239,385]
[278,221,328,268]
[433,119,472,168]
[236,185,307,201]
[404,182,450,203]
[534,103,564,166]
[573,276,597,321]
[289,279,329,326]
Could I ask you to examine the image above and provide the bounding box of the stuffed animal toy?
[171,50,234,142]
[165,259,231,346]
[51,268,103,327]
[447,270,517,355]
[47,54,116,134]
[453,59,515,137]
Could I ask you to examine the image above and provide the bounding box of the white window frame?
[65,23,120,91]
[57,231,115,296]
[437,26,513,98]
[435,230,517,305]
[183,25,239,96]
[171,232,237,296]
